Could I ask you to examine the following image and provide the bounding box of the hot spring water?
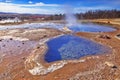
[44,35,111,62]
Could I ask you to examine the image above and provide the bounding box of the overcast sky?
[0,0,120,14]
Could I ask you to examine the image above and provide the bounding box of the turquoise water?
[44,35,111,62]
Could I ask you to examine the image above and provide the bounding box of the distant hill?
[0,12,51,21]
[0,12,50,16]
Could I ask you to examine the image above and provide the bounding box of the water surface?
[69,23,116,32]
[45,35,111,62]
[0,23,116,32]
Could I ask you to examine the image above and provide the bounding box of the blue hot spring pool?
[69,23,116,32]
[44,35,111,62]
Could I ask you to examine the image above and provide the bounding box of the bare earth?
[0,19,120,80]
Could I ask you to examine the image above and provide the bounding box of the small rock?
[0,39,3,41]
[37,46,40,49]
[112,65,117,68]
[98,35,111,39]
[22,57,26,60]
[107,21,110,23]
[2,45,5,47]
[43,35,47,37]
[22,75,25,78]
[105,61,116,68]
[18,46,20,47]
[10,38,13,40]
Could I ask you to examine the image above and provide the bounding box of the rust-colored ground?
[0,19,120,80]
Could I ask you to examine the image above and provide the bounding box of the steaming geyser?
[63,5,78,31]
[65,5,78,26]
[63,5,116,32]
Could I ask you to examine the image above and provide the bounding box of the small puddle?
[45,35,111,62]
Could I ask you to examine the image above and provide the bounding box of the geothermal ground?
[0,19,120,80]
